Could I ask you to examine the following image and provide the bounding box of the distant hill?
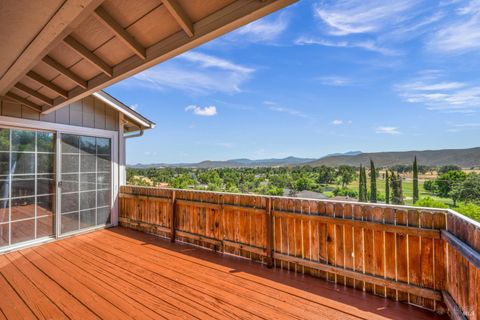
[306,147,480,168]
[129,156,316,169]
[129,147,480,169]
[324,150,362,157]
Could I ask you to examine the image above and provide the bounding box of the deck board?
[0,227,447,320]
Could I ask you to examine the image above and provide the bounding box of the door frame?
[0,116,119,244]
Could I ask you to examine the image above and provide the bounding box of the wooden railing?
[120,185,480,319]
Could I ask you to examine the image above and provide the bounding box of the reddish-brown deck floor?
[0,227,446,319]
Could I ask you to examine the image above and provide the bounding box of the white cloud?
[405,82,466,91]
[180,52,254,74]
[316,76,352,86]
[127,51,254,94]
[130,103,139,111]
[185,105,217,117]
[331,119,352,125]
[295,37,399,56]
[375,126,401,135]
[428,1,480,53]
[447,122,480,132]
[231,12,289,43]
[313,0,417,36]
[263,101,307,118]
[396,71,480,112]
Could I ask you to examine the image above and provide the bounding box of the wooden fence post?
[266,197,274,268]
[170,190,176,242]
[219,194,225,252]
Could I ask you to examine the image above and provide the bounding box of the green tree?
[435,170,466,198]
[423,180,437,192]
[362,166,368,201]
[455,173,480,205]
[390,171,404,205]
[438,165,462,175]
[385,170,390,204]
[169,174,195,189]
[295,176,314,191]
[413,156,419,204]
[337,165,356,188]
[370,160,377,203]
[358,165,365,202]
[316,166,336,185]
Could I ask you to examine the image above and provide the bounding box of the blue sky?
[105,0,480,165]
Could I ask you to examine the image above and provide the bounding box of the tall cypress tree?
[362,166,368,202]
[391,171,405,205]
[398,174,404,205]
[413,156,419,204]
[358,165,365,202]
[385,170,390,204]
[370,159,377,203]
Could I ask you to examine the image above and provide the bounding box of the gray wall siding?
[0,95,119,131]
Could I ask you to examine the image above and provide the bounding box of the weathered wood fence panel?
[443,212,480,320]
[120,186,480,319]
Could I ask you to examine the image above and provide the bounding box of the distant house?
[332,196,358,202]
[283,189,329,200]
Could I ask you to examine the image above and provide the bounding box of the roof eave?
[92,91,155,130]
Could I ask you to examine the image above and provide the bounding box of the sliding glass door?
[0,126,114,250]
[0,128,55,248]
[60,134,112,235]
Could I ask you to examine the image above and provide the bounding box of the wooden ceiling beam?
[44,0,297,113]
[64,35,113,77]
[0,0,104,95]
[5,92,43,112]
[162,0,194,37]
[13,83,53,106]
[42,56,87,89]
[26,71,68,99]
[93,6,146,59]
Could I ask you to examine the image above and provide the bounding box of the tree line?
[127,163,480,211]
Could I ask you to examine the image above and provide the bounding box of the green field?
[327,178,453,206]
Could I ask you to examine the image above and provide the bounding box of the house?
[283,188,329,199]
[0,90,154,250]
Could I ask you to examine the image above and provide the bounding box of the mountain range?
[129,147,480,169]
[130,156,316,169]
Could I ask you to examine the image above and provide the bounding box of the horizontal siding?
[0,95,119,131]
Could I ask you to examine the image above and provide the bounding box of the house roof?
[93,90,155,131]
[0,0,296,114]
[283,189,329,200]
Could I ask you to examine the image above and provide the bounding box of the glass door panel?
[60,134,111,234]
[0,128,55,249]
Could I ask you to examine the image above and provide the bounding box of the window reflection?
[0,128,56,246]
[12,175,35,197]
[11,219,35,244]
[11,197,35,221]
[11,152,35,174]
[12,130,35,152]
[61,134,111,234]
[0,129,9,151]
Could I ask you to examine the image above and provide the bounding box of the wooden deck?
[0,227,447,320]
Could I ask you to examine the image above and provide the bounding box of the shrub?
[456,203,480,222]
[333,187,358,198]
[414,197,448,209]
[423,180,436,192]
